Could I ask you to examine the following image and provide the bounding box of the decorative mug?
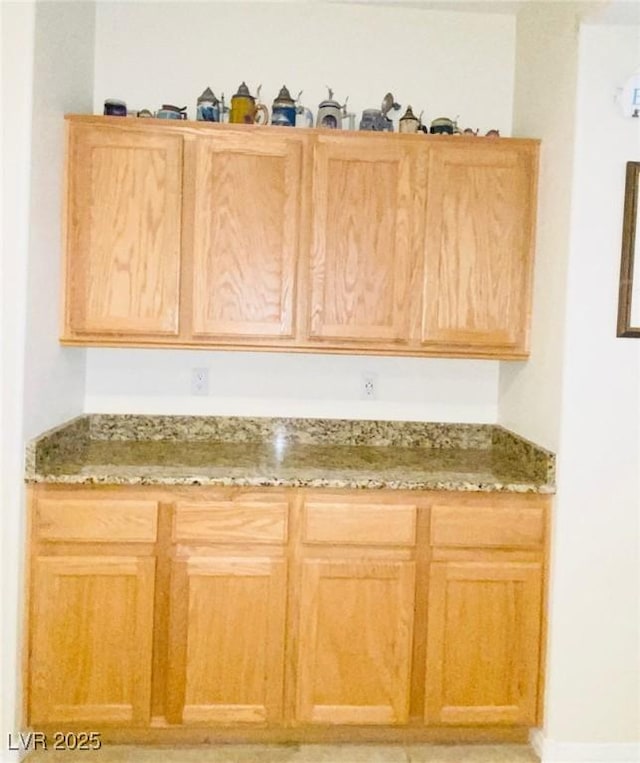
[230,82,269,125]
[197,87,221,122]
[316,88,354,130]
[157,104,187,120]
[270,86,313,128]
[359,109,393,132]
[399,106,420,134]
[104,99,127,117]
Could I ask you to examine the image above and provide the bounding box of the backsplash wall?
[84,349,500,422]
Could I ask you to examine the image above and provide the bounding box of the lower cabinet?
[26,487,549,738]
[296,558,415,725]
[30,554,155,725]
[424,560,543,726]
[166,555,287,724]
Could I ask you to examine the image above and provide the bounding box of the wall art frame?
[617,161,640,337]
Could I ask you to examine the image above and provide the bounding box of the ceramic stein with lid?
[196,87,221,122]
[399,105,421,134]
[157,104,187,120]
[230,82,269,124]
[316,88,354,130]
[271,85,296,127]
[271,86,313,128]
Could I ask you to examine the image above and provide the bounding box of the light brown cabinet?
[26,486,549,742]
[295,500,417,725]
[165,498,288,725]
[28,496,157,725]
[63,123,183,339]
[424,501,546,727]
[424,560,543,726]
[307,135,418,346]
[166,555,287,725]
[421,143,537,354]
[60,117,539,359]
[187,131,305,341]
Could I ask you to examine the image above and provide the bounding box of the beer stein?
[230,82,268,125]
[399,105,420,134]
[271,86,314,128]
[197,87,221,122]
[316,88,354,130]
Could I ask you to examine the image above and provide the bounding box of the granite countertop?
[25,415,555,494]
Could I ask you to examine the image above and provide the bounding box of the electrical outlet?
[362,373,377,400]
[191,368,209,396]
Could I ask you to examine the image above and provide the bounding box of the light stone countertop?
[25,415,556,494]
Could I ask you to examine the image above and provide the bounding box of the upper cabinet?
[186,131,305,340]
[421,143,538,356]
[60,117,539,359]
[63,122,183,339]
[307,135,419,347]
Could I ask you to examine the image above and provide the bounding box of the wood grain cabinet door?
[166,556,287,725]
[307,136,418,346]
[64,124,183,338]
[424,560,543,726]
[296,558,415,725]
[421,143,538,356]
[29,555,155,725]
[188,132,304,340]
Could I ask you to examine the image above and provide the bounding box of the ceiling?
[325,0,640,23]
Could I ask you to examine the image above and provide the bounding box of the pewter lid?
[274,85,294,105]
[400,105,418,122]
[234,81,254,100]
[319,86,340,108]
[198,87,219,105]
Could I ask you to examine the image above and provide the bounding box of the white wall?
[498,2,580,452]
[87,0,516,421]
[94,1,515,132]
[1,3,94,758]
[538,22,640,761]
[501,6,640,759]
[85,349,499,421]
[1,4,36,759]
[22,0,94,439]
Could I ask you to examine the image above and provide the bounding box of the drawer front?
[430,504,545,548]
[36,499,158,543]
[303,502,417,546]
[173,502,288,544]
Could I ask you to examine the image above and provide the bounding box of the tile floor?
[26,743,539,762]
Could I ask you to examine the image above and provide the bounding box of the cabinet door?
[424,561,543,726]
[189,132,303,339]
[29,555,155,725]
[296,559,415,725]
[308,136,416,344]
[166,556,287,724]
[64,124,183,337]
[421,143,537,355]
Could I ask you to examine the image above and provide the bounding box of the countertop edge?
[25,473,556,494]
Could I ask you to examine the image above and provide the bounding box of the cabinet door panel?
[422,144,537,353]
[308,137,415,343]
[167,556,287,724]
[296,559,415,725]
[65,125,183,336]
[190,133,303,339]
[29,555,155,725]
[425,561,542,726]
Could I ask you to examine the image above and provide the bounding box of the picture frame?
[617,161,640,337]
